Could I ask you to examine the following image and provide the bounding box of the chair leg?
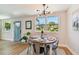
[53,49,57,55]
[27,47,30,55]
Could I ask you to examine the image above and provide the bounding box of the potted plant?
[20,36,28,43]
[20,32,31,43]
[26,32,31,38]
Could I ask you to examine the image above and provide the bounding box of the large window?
[36,16,59,32]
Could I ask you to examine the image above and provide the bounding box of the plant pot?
[27,36,30,39]
[21,39,26,43]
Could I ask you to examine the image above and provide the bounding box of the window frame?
[35,16,60,33]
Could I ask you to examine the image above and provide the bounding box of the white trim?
[1,38,14,41]
[35,16,59,32]
[59,44,77,55]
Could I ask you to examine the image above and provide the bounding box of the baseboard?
[59,44,77,55]
[1,39,14,41]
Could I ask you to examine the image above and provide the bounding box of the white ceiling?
[0,4,70,18]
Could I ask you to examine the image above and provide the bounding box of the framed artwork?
[5,22,11,30]
[73,16,79,31]
[25,21,32,29]
[73,10,79,31]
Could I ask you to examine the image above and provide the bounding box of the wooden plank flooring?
[59,46,73,55]
[0,40,73,55]
[0,40,29,55]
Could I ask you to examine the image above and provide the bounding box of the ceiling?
[0,4,70,19]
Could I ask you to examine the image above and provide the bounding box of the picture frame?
[73,16,79,31]
[25,21,32,29]
[72,10,79,31]
[5,22,11,30]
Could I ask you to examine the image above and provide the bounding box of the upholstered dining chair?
[32,43,40,55]
[33,43,45,55]
[52,39,59,55]
[27,42,40,55]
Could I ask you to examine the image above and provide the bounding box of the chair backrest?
[52,40,59,49]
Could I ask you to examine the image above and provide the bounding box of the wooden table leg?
[44,44,47,55]
[49,44,52,55]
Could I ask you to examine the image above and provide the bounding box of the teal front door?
[14,21,21,42]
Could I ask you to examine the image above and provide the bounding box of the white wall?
[20,11,68,45]
[1,18,22,41]
[1,17,36,41]
[1,5,79,54]
[67,5,79,54]
[1,11,68,46]
[51,11,68,45]
[21,16,36,37]
[0,20,2,39]
[2,19,14,41]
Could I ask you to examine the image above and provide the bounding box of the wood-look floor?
[0,40,73,55]
[58,46,73,55]
[0,40,29,55]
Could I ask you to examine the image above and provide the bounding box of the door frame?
[14,21,21,42]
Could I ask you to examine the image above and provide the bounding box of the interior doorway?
[14,21,21,42]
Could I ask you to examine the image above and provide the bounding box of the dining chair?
[32,43,40,55]
[26,39,34,55]
[27,42,39,55]
[33,42,46,55]
[52,39,59,55]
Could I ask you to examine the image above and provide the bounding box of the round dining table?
[28,37,57,55]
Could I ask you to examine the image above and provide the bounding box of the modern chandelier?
[36,4,51,31]
[36,4,51,16]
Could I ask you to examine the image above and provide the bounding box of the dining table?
[28,36,57,55]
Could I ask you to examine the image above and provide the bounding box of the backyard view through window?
[36,16,59,32]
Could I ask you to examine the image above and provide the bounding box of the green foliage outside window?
[36,16,59,32]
